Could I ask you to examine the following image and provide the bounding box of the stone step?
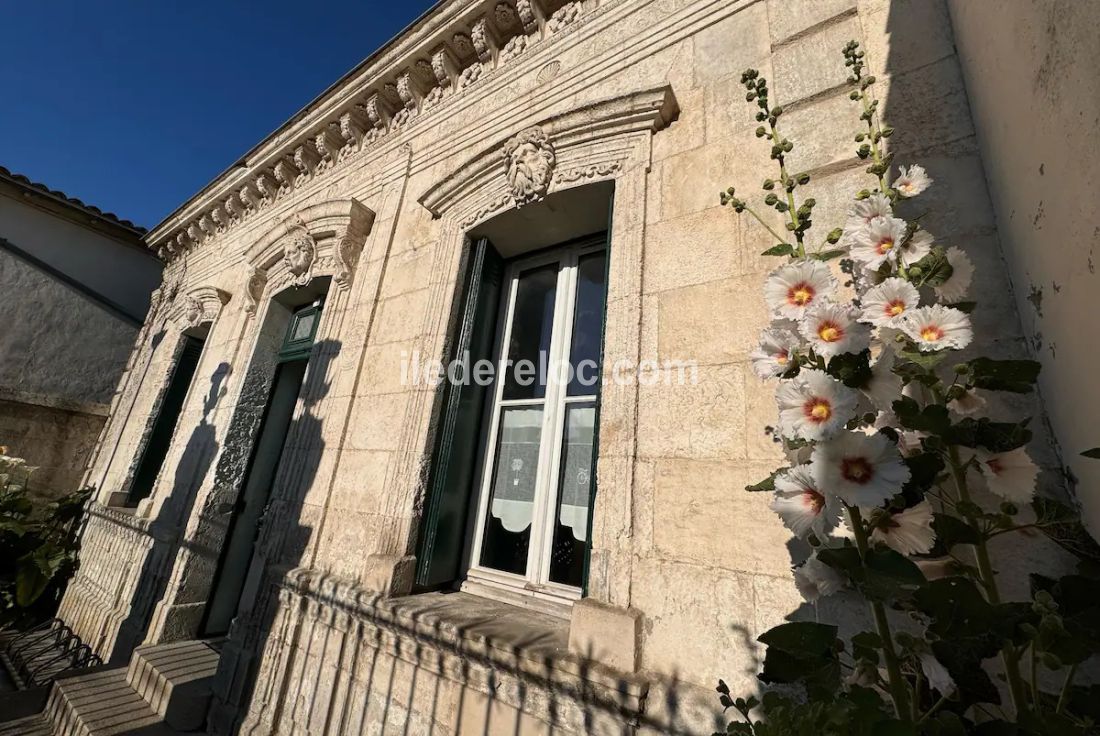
[45,666,166,736]
[126,641,219,732]
[0,714,52,736]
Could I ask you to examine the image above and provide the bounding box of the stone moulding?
[147,0,614,265]
[418,85,678,226]
[242,198,376,316]
[171,285,232,329]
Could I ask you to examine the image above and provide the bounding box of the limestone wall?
[66,0,1072,733]
[947,0,1100,533]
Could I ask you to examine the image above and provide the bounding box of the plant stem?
[946,443,1030,715]
[1030,644,1041,715]
[857,84,890,194]
[1056,663,1078,714]
[766,122,805,257]
[742,205,791,247]
[847,505,912,719]
[918,694,951,724]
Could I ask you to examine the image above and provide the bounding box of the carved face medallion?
[503,127,555,206]
[282,230,317,287]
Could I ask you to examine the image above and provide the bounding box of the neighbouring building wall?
[0,184,160,503]
[947,0,1100,534]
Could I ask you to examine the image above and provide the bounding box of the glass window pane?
[479,406,544,575]
[548,402,597,587]
[502,264,558,401]
[567,251,607,396]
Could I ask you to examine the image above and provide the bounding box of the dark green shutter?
[128,335,205,503]
[416,238,504,588]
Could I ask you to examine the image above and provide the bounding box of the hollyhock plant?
[714,41,1100,735]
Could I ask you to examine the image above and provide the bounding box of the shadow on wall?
[112,360,230,661]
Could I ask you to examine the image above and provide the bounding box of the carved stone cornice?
[419,86,679,223]
[242,199,376,315]
[146,0,611,263]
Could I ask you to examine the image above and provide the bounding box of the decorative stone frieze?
[147,0,606,264]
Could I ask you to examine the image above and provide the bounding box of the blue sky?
[1,1,436,230]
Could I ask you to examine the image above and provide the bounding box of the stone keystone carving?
[281,222,317,287]
[181,295,204,328]
[503,126,556,206]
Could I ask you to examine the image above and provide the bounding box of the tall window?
[127,333,206,504]
[467,239,607,599]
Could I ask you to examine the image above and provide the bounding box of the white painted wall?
[949,0,1100,534]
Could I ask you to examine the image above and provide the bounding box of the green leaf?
[945,417,1032,452]
[891,397,950,435]
[899,345,949,370]
[811,249,847,261]
[910,245,953,287]
[818,546,926,602]
[15,558,51,607]
[1031,497,1100,566]
[902,453,946,500]
[758,621,839,654]
[827,349,873,389]
[948,301,977,314]
[761,243,795,257]
[931,513,981,548]
[965,357,1041,393]
[757,621,842,694]
[1081,448,1100,459]
[746,468,783,492]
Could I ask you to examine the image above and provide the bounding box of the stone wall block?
[772,16,862,105]
[636,363,747,461]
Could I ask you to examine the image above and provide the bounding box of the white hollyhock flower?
[862,348,903,412]
[793,553,847,602]
[771,464,841,538]
[764,260,837,320]
[800,301,871,359]
[974,446,1038,503]
[847,193,893,228]
[919,652,956,695]
[899,229,933,264]
[871,500,936,555]
[811,431,911,508]
[851,216,908,269]
[893,164,933,198]
[900,305,973,352]
[776,369,860,441]
[750,326,801,379]
[948,389,986,416]
[861,278,920,327]
[934,247,975,304]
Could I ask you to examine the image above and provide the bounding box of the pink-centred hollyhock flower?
[862,348,903,412]
[900,305,973,352]
[974,446,1039,503]
[899,229,933,264]
[870,500,936,555]
[750,325,802,379]
[776,369,860,441]
[800,301,871,359]
[764,260,837,320]
[811,431,911,508]
[861,277,920,328]
[893,164,933,197]
[771,464,841,538]
[851,216,909,269]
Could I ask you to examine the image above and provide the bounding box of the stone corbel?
[516,0,542,34]
[546,0,582,34]
[199,214,216,240]
[470,16,499,65]
[186,223,204,245]
[244,198,376,304]
[238,183,260,213]
[337,108,368,159]
[293,143,321,186]
[364,93,392,142]
[255,172,277,207]
[313,126,342,173]
[223,196,241,226]
[273,157,297,197]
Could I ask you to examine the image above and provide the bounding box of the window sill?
[460,569,579,620]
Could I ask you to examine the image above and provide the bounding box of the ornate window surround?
[393,85,678,612]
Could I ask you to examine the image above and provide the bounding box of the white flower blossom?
[862,348,903,412]
[948,389,986,416]
[974,446,1039,503]
[851,216,909,269]
[800,301,871,359]
[847,193,893,228]
[899,229,933,264]
[934,247,975,304]
[861,278,920,327]
[919,652,956,695]
[750,325,802,379]
[811,431,911,508]
[771,464,841,538]
[776,369,860,441]
[793,553,847,602]
[900,305,973,352]
[871,500,936,555]
[893,164,933,198]
[764,260,837,320]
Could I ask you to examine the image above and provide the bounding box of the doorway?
[200,300,322,637]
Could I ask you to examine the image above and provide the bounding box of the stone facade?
[58,0,1074,734]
